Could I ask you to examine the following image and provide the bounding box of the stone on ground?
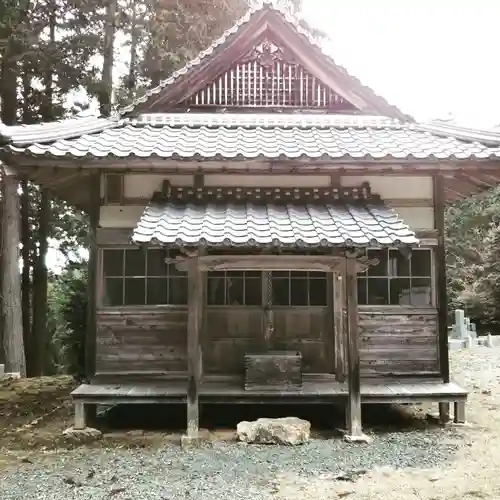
[237,417,310,445]
[62,427,102,441]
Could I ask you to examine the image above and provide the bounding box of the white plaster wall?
[100,206,144,228]
[341,176,433,199]
[122,174,433,200]
[99,205,435,230]
[392,206,435,230]
[123,174,194,198]
[204,175,331,188]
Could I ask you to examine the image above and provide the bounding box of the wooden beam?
[85,173,100,381]
[175,254,348,272]
[344,257,367,442]
[457,172,499,189]
[1,165,26,376]
[186,256,203,438]
[433,174,450,383]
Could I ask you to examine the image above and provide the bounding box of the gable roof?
[120,0,410,120]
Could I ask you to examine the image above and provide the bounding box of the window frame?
[357,246,436,308]
[98,246,188,309]
[206,270,263,307]
[269,270,328,308]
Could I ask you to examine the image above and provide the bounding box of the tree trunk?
[30,0,55,376]
[127,0,138,102]
[32,188,50,375]
[0,38,18,125]
[2,168,26,376]
[100,0,117,116]
[20,180,33,374]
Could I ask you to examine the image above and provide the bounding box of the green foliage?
[446,187,500,330]
[49,262,88,376]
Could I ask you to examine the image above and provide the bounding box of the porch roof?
[131,198,418,249]
[4,113,500,162]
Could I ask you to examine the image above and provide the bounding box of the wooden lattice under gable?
[178,38,357,111]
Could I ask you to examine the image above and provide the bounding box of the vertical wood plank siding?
[359,308,439,377]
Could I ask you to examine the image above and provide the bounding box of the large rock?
[62,427,102,442]
[237,417,310,445]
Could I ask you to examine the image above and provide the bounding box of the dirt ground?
[1,347,500,499]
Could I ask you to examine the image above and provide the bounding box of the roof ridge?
[131,112,403,129]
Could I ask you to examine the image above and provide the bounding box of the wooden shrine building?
[2,0,500,441]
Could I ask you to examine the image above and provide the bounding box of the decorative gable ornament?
[248,40,286,68]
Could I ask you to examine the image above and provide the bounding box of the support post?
[1,165,26,376]
[74,402,86,430]
[433,174,450,383]
[85,172,99,381]
[454,401,466,423]
[182,255,203,448]
[333,272,345,381]
[439,402,450,423]
[344,257,368,442]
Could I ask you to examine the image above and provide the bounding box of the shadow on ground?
[100,402,438,436]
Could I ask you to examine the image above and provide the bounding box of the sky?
[301,0,500,128]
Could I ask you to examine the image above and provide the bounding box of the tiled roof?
[0,115,122,147]
[6,113,500,161]
[119,0,407,119]
[131,200,419,248]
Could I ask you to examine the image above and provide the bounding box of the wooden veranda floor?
[71,374,468,406]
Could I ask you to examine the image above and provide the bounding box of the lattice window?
[357,249,434,306]
[101,249,187,306]
[207,271,262,306]
[181,40,355,111]
[272,271,327,306]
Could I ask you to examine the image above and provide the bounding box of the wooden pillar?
[186,255,203,438]
[85,172,99,381]
[333,272,345,381]
[433,174,450,384]
[1,165,26,376]
[344,257,368,442]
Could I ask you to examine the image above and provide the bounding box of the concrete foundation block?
[180,433,209,450]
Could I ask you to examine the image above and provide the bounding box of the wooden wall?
[95,306,333,375]
[359,308,439,377]
[96,308,188,374]
[203,307,332,374]
[95,172,440,380]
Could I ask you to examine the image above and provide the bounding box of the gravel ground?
[1,346,499,500]
[0,429,460,500]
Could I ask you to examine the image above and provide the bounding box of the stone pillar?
[454,309,466,339]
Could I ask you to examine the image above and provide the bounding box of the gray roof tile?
[6,114,500,161]
[131,201,418,248]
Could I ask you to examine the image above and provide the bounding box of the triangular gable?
[121,1,410,120]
